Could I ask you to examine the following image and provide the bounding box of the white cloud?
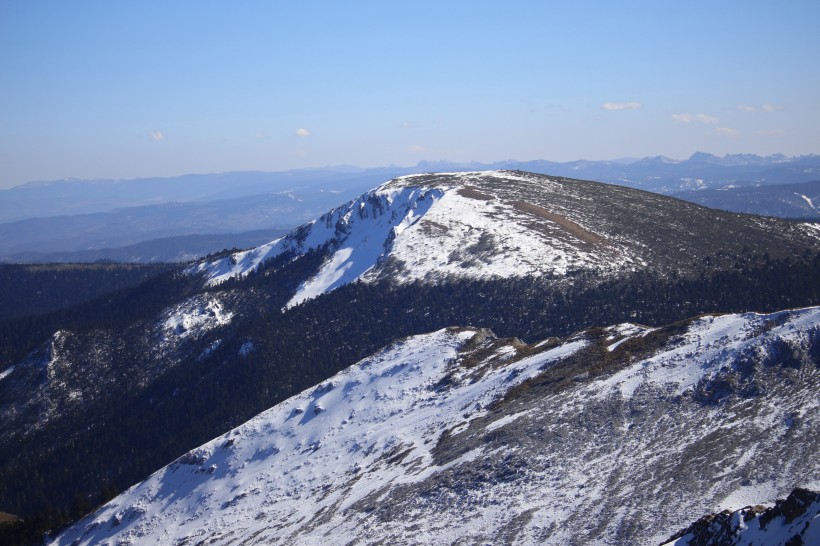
[407,144,425,153]
[714,126,740,138]
[150,131,165,141]
[295,128,311,137]
[672,113,718,124]
[256,131,269,139]
[601,101,642,111]
[737,103,782,113]
[401,121,418,129]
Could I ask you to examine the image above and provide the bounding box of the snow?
[190,185,441,295]
[485,410,531,432]
[592,308,820,401]
[661,493,820,546]
[795,192,818,212]
[605,323,652,351]
[51,307,820,546]
[159,295,233,342]
[804,222,820,238]
[0,365,14,381]
[50,328,588,546]
[190,171,636,308]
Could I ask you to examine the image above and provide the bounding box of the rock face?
[51,307,820,546]
[662,488,820,546]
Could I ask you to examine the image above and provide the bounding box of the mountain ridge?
[50,306,820,545]
[192,170,820,307]
[2,170,820,544]
[4,154,820,262]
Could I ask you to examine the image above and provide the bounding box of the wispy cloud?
[295,128,311,137]
[255,131,268,139]
[714,126,740,138]
[672,113,718,124]
[601,101,642,111]
[401,121,418,129]
[407,144,425,153]
[737,103,782,113]
[150,130,165,141]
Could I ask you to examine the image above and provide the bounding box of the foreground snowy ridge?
[52,307,820,545]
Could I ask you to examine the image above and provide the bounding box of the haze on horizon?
[1,0,819,189]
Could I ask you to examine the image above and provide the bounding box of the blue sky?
[1,0,818,188]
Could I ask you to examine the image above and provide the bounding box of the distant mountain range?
[0,230,288,265]
[672,179,820,219]
[1,153,818,263]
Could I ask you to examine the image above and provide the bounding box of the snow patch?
[795,192,818,212]
[160,296,233,342]
[485,410,531,432]
[0,365,15,381]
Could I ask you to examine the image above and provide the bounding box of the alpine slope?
[52,306,820,546]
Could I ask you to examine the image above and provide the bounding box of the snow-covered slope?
[662,488,820,546]
[189,170,820,308]
[52,307,820,546]
[190,171,626,309]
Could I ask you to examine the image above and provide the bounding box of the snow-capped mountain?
[4,170,820,541]
[52,307,820,545]
[191,170,820,308]
[190,171,634,309]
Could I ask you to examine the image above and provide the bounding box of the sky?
[1,0,819,188]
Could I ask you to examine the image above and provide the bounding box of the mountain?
[4,154,820,263]
[0,193,351,259]
[663,488,820,546]
[672,179,820,220]
[0,229,288,264]
[192,170,820,306]
[0,169,386,224]
[2,171,819,543]
[0,263,173,321]
[50,307,820,545]
[505,153,820,194]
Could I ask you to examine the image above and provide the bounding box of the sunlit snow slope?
[52,307,820,546]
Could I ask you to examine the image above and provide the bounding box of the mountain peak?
[190,171,633,307]
[190,170,820,309]
[688,151,720,163]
